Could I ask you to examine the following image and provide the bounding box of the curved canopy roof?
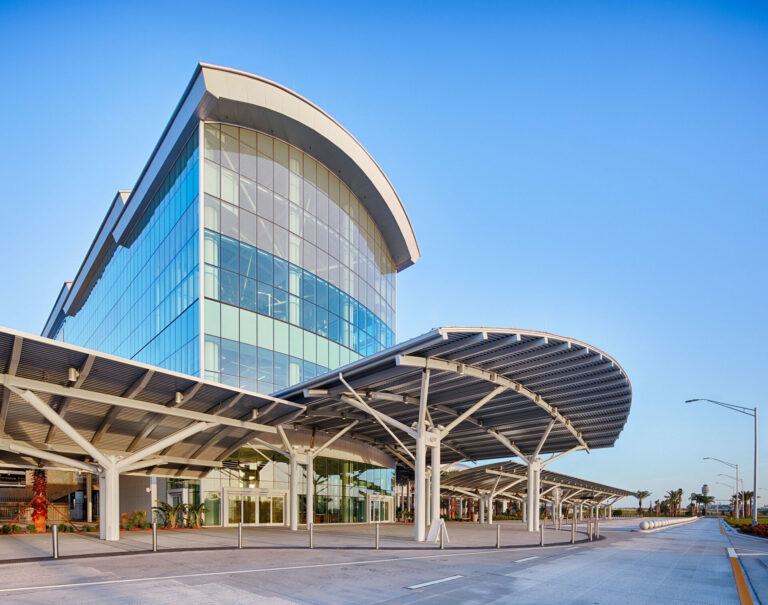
[275,327,632,464]
[441,460,634,503]
[0,327,301,478]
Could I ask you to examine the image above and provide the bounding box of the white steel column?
[533,464,541,531]
[99,465,119,541]
[488,496,493,524]
[522,501,527,524]
[425,474,431,526]
[414,434,427,541]
[306,454,314,527]
[480,496,486,523]
[414,370,429,542]
[290,453,298,531]
[430,434,440,528]
[86,472,93,523]
[526,466,535,531]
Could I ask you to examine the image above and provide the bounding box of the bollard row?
[639,516,698,531]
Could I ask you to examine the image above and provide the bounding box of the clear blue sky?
[1,1,766,507]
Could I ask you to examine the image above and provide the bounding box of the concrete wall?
[119,475,152,519]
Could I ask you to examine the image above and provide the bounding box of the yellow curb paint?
[720,519,725,535]
[727,548,754,605]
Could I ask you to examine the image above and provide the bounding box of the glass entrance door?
[369,497,393,523]
[227,493,256,525]
[225,490,285,526]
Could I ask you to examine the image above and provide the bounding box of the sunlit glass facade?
[50,134,201,375]
[201,123,396,394]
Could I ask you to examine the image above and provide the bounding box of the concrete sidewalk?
[0,518,609,562]
[0,517,752,604]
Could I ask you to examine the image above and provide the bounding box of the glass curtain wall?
[201,123,396,392]
[199,448,395,525]
[53,135,201,375]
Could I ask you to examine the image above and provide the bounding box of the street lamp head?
[685,399,701,403]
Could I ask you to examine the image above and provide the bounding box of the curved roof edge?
[195,63,420,271]
[48,63,419,329]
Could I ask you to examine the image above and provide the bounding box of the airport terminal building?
[0,64,632,540]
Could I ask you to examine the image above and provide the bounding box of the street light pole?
[687,399,758,526]
[718,474,743,518]
[705,457,739,519]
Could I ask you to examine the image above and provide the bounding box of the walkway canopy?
[275,326,632,540]
[275,326,632,463]
[0,326,302,540]
[0,327,301,477]
[442,460,633,507]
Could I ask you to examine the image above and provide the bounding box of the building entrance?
[368,496,393,523]
[224,489,285,526]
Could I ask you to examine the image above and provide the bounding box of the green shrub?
[125,511,147,526]
[82,525,94,532]
[26,524,36,533]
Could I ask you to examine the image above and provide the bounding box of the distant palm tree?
[675,488,684,517]
[636,490,651,515]
[665,490,678,516]
[700,495,715,515]
[742,491,754,518]
[689,493,699,515]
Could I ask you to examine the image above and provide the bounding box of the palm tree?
[700,495,715,515]
[636,490,651,515]
[689,493,699,515]
[187,503,208,529]
[153,500,187,529]
[665,490,678,516]
[675,488,684,517]
[742,491,754,518]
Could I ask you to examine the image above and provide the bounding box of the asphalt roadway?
[0,517,763,603]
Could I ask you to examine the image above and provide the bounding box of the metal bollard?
[539,522,544,546]
[571,515,576,544]
[152,522,158,552]
[588,518,593,541]
[596,516,599,540]
[51,524,59,559]
[309,522,314,549]
[375,523,380,550]
[496,524,500,549]
[238,522,243,549]
[439,522,445,550]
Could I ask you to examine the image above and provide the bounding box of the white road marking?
[0,547,536,594]
[563,546,580,550]
[407,575,463,590]
[727,547,738,559]
[514,556,538,563]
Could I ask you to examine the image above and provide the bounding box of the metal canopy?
[274,327,632,464]
[441,460,633,503]
[0,327,302,478]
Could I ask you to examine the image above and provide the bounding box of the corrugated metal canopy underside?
[442,460,634,500]
[275,327,632,464]
[0,327,301,478]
